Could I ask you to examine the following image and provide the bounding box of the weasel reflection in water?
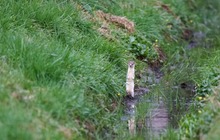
[126,61,135,98]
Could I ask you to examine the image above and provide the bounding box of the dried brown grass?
[95,10,135,33]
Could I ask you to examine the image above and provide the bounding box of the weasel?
[126,61,135,98]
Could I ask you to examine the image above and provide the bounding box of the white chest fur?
[126,61,135,97]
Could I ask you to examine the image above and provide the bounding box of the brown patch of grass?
[149,46,166,69]
[155,46,166,63]
[97,22,113,40]
[77,3,135,40]
[58,126,73,140]
[95,10,135,33]
[160,3,177,18]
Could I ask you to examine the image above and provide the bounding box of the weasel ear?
[132,61,135,66]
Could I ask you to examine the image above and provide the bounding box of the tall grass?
[0,0,129,139]
[161,0,220,139]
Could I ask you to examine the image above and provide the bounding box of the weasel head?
[128,61,135,68]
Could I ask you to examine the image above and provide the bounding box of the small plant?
[196,68,220,97]
[126,34,159,62]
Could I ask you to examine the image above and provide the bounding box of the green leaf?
[129,36,136,43]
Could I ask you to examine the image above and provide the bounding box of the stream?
[121,31,205,137]
[122,66,195,138]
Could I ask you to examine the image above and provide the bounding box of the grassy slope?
[183,1,220,139]
[0,1,128,139]
[162,1,220,140]
[0,0,220,139]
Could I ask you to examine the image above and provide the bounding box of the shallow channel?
[122,67,195,138]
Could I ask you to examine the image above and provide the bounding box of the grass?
[0,1,129,139]
[160,1,220,139]
[0,0,220,139]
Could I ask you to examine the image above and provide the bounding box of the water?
[146,99,168,135]
[122,67,195,137]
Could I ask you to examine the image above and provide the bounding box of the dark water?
[122,67,195,137]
